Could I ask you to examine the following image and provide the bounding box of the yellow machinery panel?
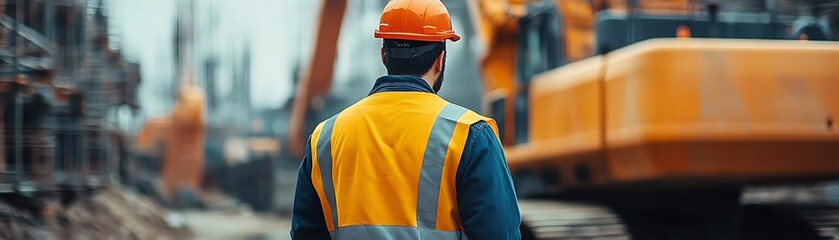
[510,39,839,189]
[605,39,839,184]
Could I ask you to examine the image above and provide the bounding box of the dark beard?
[432,53,447,93]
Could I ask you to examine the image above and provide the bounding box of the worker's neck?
[420,72,439,89]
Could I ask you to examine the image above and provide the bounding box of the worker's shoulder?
[312,97,374,128]
[468,120,494,133]
[440,102,500,139]
[440,102,494,125]
[311,113,339,135]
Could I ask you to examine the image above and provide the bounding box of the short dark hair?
[382,39,446,76]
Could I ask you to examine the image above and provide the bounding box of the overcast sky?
[106,0,321,117]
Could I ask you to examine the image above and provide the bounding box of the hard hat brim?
[374,31,461,42]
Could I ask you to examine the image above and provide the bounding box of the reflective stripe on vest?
[316,116,339,233]
[330,225,470,240]
[310,92,497,240]
[416,104,467,229]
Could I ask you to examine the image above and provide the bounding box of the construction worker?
[291,0,520,239]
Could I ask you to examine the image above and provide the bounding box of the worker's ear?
[434,50,445,72]
[381,47,386,64]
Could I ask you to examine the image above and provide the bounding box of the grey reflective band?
[316,116,339,235]
[387,43,440,59]
[331,225,468,240]
[417,104,468,229]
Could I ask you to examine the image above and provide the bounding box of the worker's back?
[308,90,494,239]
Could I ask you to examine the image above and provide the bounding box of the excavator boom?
[288,0,347,157]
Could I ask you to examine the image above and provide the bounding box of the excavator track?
[519,200,839,240]
[796,206,839,239]
[518,200,629,240]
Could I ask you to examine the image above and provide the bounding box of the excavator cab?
[512,1,564,144]
[595,1,834,54]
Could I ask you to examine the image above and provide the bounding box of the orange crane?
[470,0,839,238]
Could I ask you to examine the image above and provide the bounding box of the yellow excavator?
[470,0,839,239]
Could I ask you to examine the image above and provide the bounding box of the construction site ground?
[0,185,293,240]
[180,210,291,240]
[167,187,292,240]
[0,187,193,240]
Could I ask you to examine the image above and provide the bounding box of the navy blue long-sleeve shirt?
[291,75,521,240]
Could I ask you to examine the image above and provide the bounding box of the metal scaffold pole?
[14,91,21,189]
[46,0,55,42]
[12,0,22,191]
[79,0,88,186]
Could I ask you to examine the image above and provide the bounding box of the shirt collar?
[368,75,435,95]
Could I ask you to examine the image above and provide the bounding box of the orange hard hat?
[374,0,461,42]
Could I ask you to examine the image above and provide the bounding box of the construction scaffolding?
[0,0,140,193]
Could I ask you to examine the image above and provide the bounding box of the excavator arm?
[467,0,527,145]
[288,0,348,157]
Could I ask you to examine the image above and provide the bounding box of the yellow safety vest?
[309,91,498,240]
